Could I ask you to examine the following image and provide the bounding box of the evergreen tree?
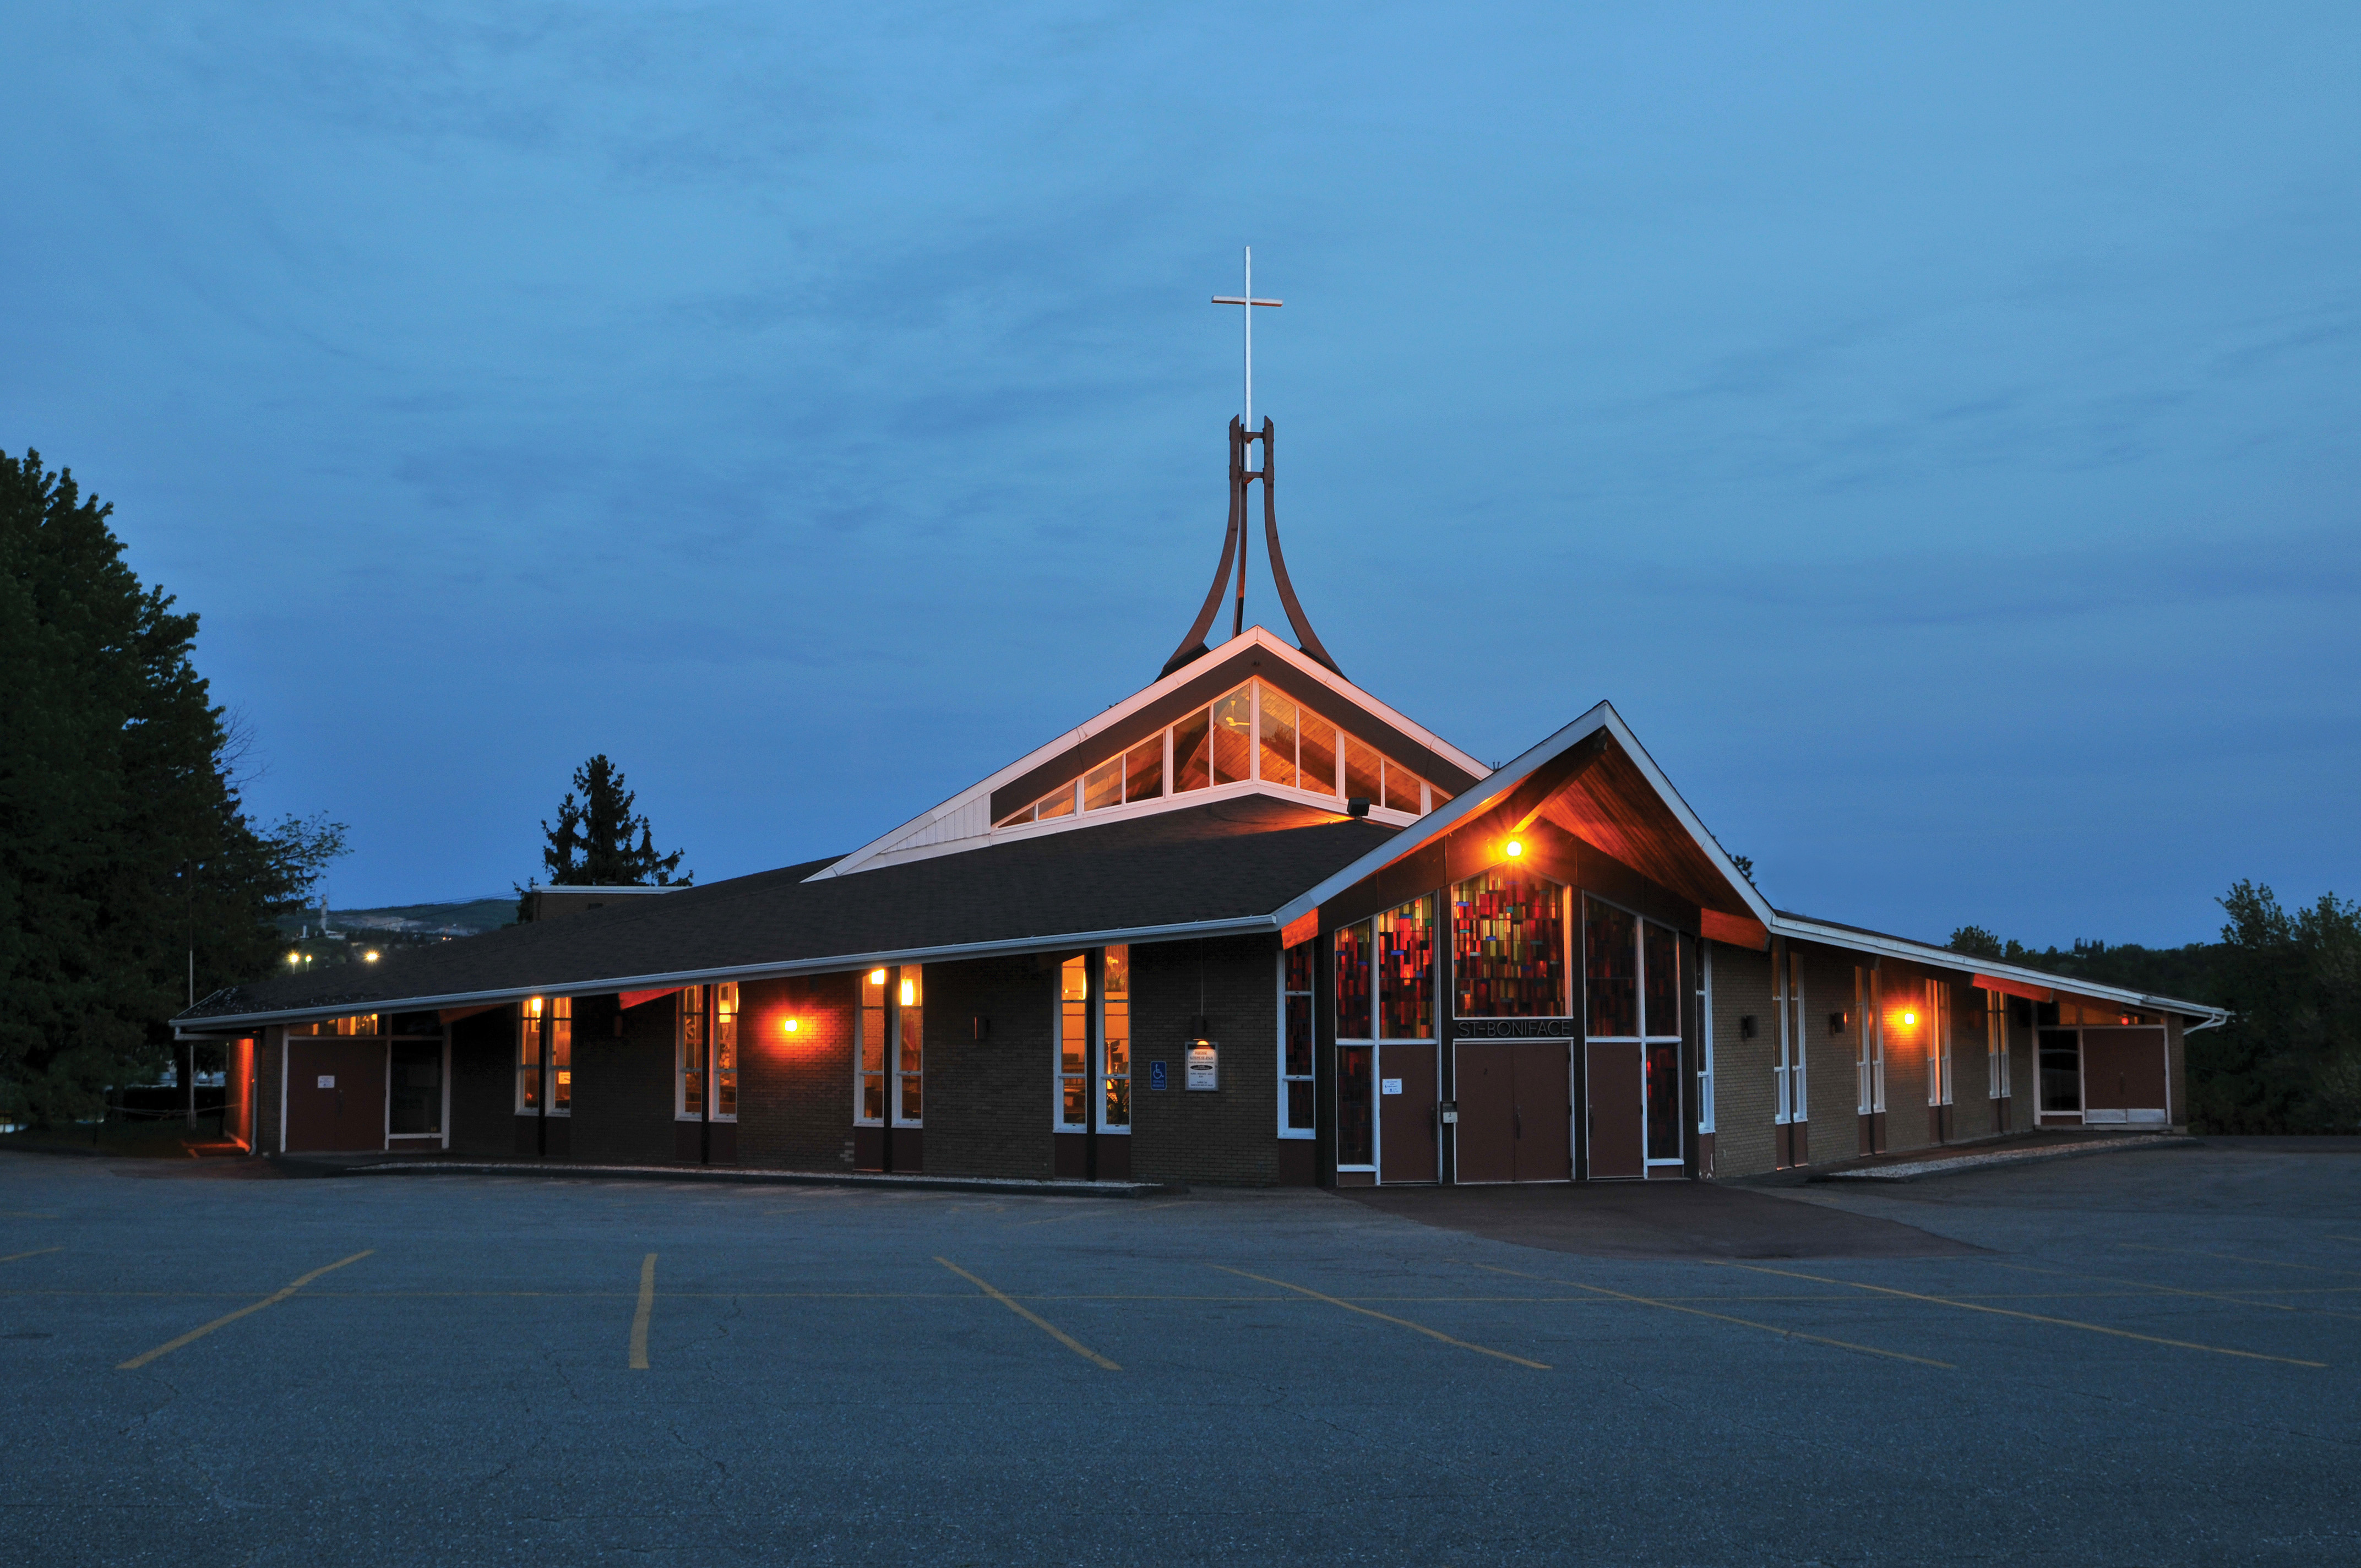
[526,755,689,901]
[0,450,338,1124]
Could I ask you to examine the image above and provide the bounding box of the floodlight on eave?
[1270,700,1774,935]
[811,628,1488,881]
[1765,913,2230,1024]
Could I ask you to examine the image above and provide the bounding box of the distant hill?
[273,897,517,940]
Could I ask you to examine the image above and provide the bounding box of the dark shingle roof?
[180,797,1392,1026]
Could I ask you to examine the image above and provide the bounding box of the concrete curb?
[1815,1134,2199,1183]
[312,1158,1181,1199]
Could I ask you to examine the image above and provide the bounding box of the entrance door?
[2080,1027,2169,1125]
[285,1038,388,1152]
[1379,1043,1438,1184]
[388,1039,443,1141]
[1450,1042,1570,1183]
[1584,1041,1644,1180]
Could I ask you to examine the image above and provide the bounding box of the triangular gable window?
[993,677,1454,828]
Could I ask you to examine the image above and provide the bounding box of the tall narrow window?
[1378,896,1434,1038]
[678,986,706,1119]
[1927,980,1951,1110]
[549,997,572,1114]
[1987,989,2009,1099]
[1281,942,1315,1134]
[1454,872,1567,1017]
[1642,924,1680,1164]
[1855,968,1886,1115]
[714,983,738,1120]
[516,998,545,1113]
[1583,899,1637,1036]
[857,969,887,1125]
[1337,1046,1374,1168]
[1334,921,1373,1040]
[1102,947,1129,1130]
[1058,956,1090,1131]
[895,968,922,1124]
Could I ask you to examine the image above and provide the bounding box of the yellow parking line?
[118,1251,373,1370]
[1475,1263,1950,1368]
[2119,1243,2361,1278]
[1710,1261,2327,1368]
[629,1254,656,1370]
[1,1248,62,1264]
[1215,1265,1549,1369]
[1991,1260,2361,1322]
[936,1257,1120,1369]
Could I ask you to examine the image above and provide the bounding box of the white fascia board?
[810,627,1487,881]
[849,778,1419,875]
[1767,913,2229,1023]
[171,912,1286,1035]
[1271,700,1775,933]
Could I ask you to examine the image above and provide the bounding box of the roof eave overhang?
[171,911,1286,1035]
[1766,912,2229,1024]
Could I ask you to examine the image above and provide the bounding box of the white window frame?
[1100,946,1129,1137]
[1696,940,1715,1136]
[516,997,572,1117]
[850,968,921,1129]
[1986,988,2011,1099]
[1277,944,1315,1140]
[1927,979,1952,1109]
[676,986,708,1122]
[1332,920,1379,1173]
[1856,966,1886,1115]
[1051,950,1125,1135]
[1639,916,1683,1169]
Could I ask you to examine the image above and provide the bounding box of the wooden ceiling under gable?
[1535,743,1753,919]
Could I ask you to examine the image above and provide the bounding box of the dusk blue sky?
[7,4,2356,946]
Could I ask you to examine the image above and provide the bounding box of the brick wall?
[921,956,1056,1180]
[447,1008,514,1156]
[1707,942,1777,1179]
[1131,933,1283,1186]
[738,973,861,1172]
[1799,941,1860,1138]
[572,992,677,1164]
[257,1026,285,1153]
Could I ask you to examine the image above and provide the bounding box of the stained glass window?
[1643,922,1678,1040]
[1379,896,1434,1038]
[1584,898,1638,1037]
[1454,872,1566,1017]
[1337,1045,1374,1166]
[1335,921,1373,1039]
[1282,941,1315,1134]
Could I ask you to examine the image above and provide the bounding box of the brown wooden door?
[1510,1042,1571,1182]
[1585,1041,1644,1179]
[1452,1044,1516,1183]
[2080,1027,2169,1123]
[1379,1044,1438,1184]
[285,1039,387,1152]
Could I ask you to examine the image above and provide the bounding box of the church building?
[177,405,2224,1186]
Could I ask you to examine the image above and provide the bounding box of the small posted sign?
[1149,1060,1168,1092]
[1185,1040,1218,1091]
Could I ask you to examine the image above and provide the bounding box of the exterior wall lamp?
[1503,839,1524,859]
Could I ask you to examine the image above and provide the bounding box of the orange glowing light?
[782,1017,800,1035]
[899,978,916,1007]
[869,968,887,985]
[1503,839,1524,858]
[1901,1010,1917,1027]
[363,950,380,962]
[526,997,543,1017]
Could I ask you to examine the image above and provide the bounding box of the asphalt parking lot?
[3,1141,2357,1567]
